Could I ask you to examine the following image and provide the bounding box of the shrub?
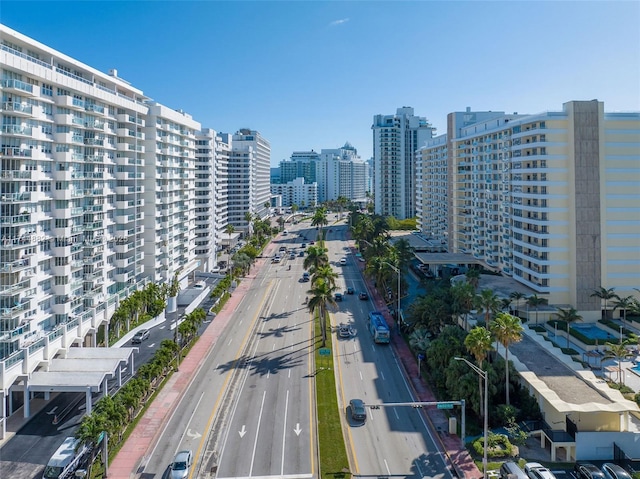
[472,432,514,459]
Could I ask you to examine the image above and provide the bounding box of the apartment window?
[41,83,53,96]
[42,201,51,213]
[40,182,51,192]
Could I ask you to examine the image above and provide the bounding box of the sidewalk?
[351,242,482,479]
[108,252,272,479]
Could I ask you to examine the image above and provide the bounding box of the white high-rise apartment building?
[316,142,368,203]
[227,129,271,235]
[270,177,318,209]
[372,107,435,219]
[417,101,640,317]
[215,132,231,248]
[194,128,218,272]
[142,103,200,288]
[0,25,151,361]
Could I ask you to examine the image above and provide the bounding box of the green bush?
[472,432,514,459]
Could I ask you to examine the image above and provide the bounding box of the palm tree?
[603,342,634,385]
[303,245,328,274]
[312,265,338,288]
[527,294,548,326]
[311,207,328,237]
[465,268,481,289]
[409,327,431,354]
[307,278,337,347]
[591,287,617,319]
[509,291,527,317]
[612,295,634,326]
[476,288,501,325]
[392,238,414,272]
[451,281,476,331]
[553,307,583,348]
[490,312,523,406]
[464,326,493,418]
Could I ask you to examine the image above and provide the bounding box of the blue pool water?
[572,324,617,340]
[633,365,640,374]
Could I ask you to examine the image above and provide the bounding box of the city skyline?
[2,0,638,165]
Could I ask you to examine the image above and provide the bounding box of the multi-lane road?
[0,218,453,479]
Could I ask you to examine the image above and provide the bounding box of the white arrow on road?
[148,342,156,348]
[186,429,202,440]
[46,406,58,415]
[239,425,247,438]
[294,423,302,436]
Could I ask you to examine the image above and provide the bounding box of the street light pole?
[455,357,488,479]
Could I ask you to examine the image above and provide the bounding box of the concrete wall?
[576,431,639,460]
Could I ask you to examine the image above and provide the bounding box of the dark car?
[348,398,367,423]
[131,329,150,344]
[338,323,351,338]
[358,291,369,300]
[346,287,354,295]
[334,292,343,302]
[602,464,632,479]
[575,464,606,479]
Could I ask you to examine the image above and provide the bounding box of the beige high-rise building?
[417,101,640,317]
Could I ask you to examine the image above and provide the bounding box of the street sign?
[319,348,331,356]
[437,402,454,409]
[417,353,425,360]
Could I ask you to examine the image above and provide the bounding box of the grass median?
[314,314,351,479]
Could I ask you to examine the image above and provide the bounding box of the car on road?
[299,251,304,257]
[340,258,347,265]
[289,253,296,260]
[601,464,632,479]
[338,323,351,338]
[301,242,307,248]
[302,271,310,282]
[348,398,367,424]
[358,291,369,300]
[131,329,150,344]
[334,292,343,301]
[346,287,354,295]
[272,256,281,263]
[170,450,193,479]
[310,241,315,245]
[524,463,556,479]
[575,464,606,479]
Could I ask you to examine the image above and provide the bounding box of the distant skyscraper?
[372,107,435,219]
[279,151,320,185]
[316,142,367,203]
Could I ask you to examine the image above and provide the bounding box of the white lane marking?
[273,343,276,350]
[288,369,291,378]
[384,458,391,475]
[227,338,233,346]
[249,390,267,477]
[239,425,247,438]
[359,371,363,381]
[381,370,385,380]
[371,344,375,352]
[394,408,399,419]
[281,390,289,475]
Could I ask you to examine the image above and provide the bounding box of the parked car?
[170,450,193,479]
[601,464,632,479]
[301,243,307,248]
[299,251,304,257]
[575,464,606,479]
[302,272,310,282]
[348,398,366,424]
[500,461,528,479]
[524,463,556,479]
[358,291,369,300]
[131,329,150,344]
[346,287,354,295]
[334,292,343,302]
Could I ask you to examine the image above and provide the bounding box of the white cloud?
[329,18,349,27]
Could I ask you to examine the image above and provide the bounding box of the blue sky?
[2,1,639,165]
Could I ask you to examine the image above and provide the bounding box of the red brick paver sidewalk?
[352,243,482,479]
[108,260,268,479]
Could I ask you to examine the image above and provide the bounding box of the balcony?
[0,301,29,319]
[1,78,35,95]
[0,214,30,225]
[0,278,32,296]
[52,263,72,276]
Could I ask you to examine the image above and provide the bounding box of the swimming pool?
[573,323,618,340]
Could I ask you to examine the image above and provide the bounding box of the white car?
[170,450,193,479]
